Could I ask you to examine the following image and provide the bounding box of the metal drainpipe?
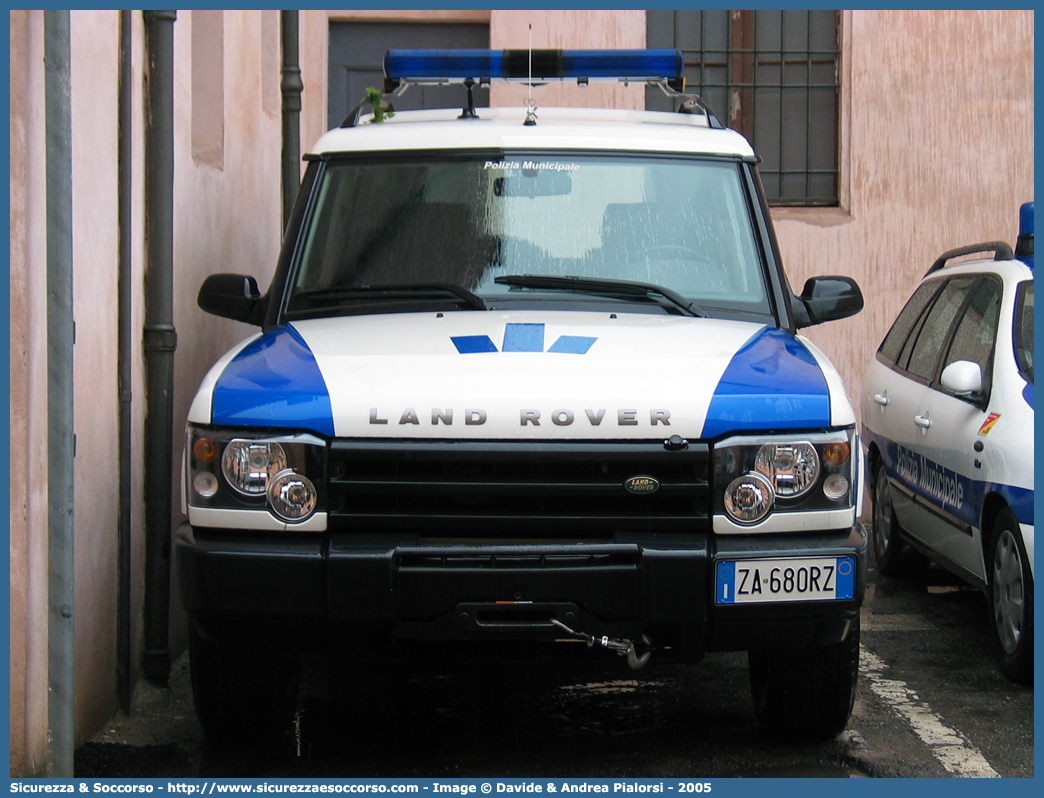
[44,8,75,778]
[280,10,302,228]
[142,9,177,687]
[117,9,133,713]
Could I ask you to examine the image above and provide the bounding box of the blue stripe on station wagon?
[211,325,334,437]
[703,326,830,438]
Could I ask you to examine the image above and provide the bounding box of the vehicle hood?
[188,311,853,440]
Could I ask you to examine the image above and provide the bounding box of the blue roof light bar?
[383,49,685,90]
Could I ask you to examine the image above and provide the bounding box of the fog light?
[823,474,850,501]
[724,472,775,524]
[267,468,317,522]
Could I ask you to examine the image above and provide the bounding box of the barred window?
[647,10,840,206]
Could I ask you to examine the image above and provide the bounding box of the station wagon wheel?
[872,463,906,576]
[989,509,1034,684]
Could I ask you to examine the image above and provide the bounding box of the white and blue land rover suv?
[175,49,868,745]
[862,203,1034,685]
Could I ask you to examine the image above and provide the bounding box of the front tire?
[748,618,860,741]
[189,622,299,748]
[989,510,1033,685]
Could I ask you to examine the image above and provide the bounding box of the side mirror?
[794,276,863,328]
[197,273,263,325]
[940,360,983,397]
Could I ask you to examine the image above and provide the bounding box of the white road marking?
[859,646,1000,777]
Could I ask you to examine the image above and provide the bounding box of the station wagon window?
[878,281,940,364]
[901,276,976,381]
[1014,281,1034,384]
[940,277,1001,386]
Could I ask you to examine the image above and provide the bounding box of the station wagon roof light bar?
[1015,201,1033,268]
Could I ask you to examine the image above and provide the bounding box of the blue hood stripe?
[703,327,831,438]
[211,325,334,437]
[452,323,598,355]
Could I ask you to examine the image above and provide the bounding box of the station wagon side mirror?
[940,360,984,397]
[793,276,864,328]
[197,273,265,325]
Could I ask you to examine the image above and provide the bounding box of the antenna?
[524,25,537,126]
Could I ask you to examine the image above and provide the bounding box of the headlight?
[186,426,326,526]
[714,430,856,531]
[754,442,819,498]
[222,440,288,497]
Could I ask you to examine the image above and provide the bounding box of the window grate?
[647,10,840,206]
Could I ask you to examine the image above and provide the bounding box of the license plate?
[715,556,855,604]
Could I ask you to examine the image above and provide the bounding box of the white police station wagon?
[176,49,868,745]
[862,203,1034,684]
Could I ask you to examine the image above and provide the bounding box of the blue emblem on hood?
[703,327,831,438]
[453,323,596,354]
[211,325,334,436]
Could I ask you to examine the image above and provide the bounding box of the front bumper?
[175,521,867,658]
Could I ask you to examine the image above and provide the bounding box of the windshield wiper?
[494,274,704,317]
[291,283,487,311]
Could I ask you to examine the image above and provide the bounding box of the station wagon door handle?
[873,392,889,407]
[914,413,932,430]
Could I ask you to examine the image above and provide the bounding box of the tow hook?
[550,618,653,670]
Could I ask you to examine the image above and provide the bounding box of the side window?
[1014,281,1034,384]
[941,277,1001,389]
[878,281,940,364]
[902,276,977,381]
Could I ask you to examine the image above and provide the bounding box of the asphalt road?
[78,557,1033,780]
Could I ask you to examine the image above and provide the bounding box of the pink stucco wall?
[490,10,646,109]
[9,8,49,777]
[779,10,1034,411]
[10,10,286,775]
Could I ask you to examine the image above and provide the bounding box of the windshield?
[287,152,771,319]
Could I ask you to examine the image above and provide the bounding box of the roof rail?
[925,241,1014,277]
[674,94,724,129]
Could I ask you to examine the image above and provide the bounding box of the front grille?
[327,439,710,538]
